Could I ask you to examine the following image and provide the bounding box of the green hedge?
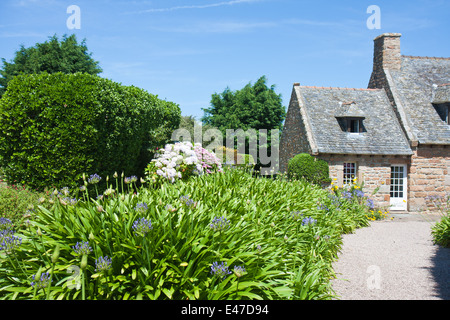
[0,72,180,190]
[288,153,331,186]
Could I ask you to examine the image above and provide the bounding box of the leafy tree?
[0,34,102,97]
[202,75,285,132]
[177,115,217,143]
[202,76,285,169]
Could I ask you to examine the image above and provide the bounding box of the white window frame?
[343,162,357,185]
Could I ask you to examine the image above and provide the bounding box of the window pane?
[343,163,356,184]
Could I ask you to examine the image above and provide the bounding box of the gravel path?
[331,213,450,300]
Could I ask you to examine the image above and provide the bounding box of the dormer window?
[348,118,363,133]
[431,84,450,124]
[335,101,366,133]
[432,103,450,125]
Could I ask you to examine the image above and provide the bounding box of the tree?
[0,34,102,97]
[202,76,285,132]
[177,115,217,143]
[202,76,286,169]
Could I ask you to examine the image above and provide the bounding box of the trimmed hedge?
[0,72,180,190]
[288,153,331,186]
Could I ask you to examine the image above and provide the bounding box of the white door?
[390,165,407,211]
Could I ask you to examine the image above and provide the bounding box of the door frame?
[390,164,407,211]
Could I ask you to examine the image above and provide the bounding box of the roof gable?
[432,83,450,104]
[295,85,412,155]
[387,56,450,144]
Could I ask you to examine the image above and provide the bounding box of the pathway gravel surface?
[331,213,450,300]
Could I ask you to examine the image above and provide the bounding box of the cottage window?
[343,163,357,185]
[347,118,363,133]
[433,103,450,125]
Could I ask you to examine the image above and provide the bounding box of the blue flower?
[210,216,230,232]
[61,197,78,205]
[0,235,22,253]
[233,265,246,278]
[0,218,12,229]
[132,217,153,236]
[301,217,317,226]
[354,190,365,198]
[124,176,138,184]
[366,198,375,210]
[95,256,112,272]
[290,211,304,220]
[60,187,70,196]
[211,261,232,280]
[180,195,196,207]
[31,272,52,289]
[342,191,353,200]
[135,202,148,213]
[88,174,102,184]
[317,204,329,211]
[72,241,93,256]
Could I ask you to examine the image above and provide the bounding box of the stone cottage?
[279,33,450,212]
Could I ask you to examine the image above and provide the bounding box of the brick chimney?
[368,33,401,89]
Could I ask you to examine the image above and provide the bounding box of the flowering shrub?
[315,178,378,233]
[145,141,222,184]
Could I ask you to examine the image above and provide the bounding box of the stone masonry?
[409,145,450,211]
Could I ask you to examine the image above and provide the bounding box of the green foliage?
[0,168,373,300]
[202,76,285,132]
[0,180,50,226]
[432,215,450,248]
[0,34,102,98]
[426,195,450,248]
[288,153,332,186]
[201,76,285,169]
[0,72,180,191]
[177,115,217,143]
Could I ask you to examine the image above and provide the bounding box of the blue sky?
[0,0,449,120]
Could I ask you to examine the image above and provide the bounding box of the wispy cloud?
[11,0,58,7]
[283,18,349,28]
[0,31,47,38]
[126,0,262,14]
[148,20,275,33]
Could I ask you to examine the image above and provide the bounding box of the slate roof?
[432,83,450,104]
[334,101,366,118]
[387,56,450,144]
[295,85,413,155]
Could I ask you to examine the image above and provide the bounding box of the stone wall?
[409,144,450,212]
[279,86,312,173]
[318,154,410,210]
